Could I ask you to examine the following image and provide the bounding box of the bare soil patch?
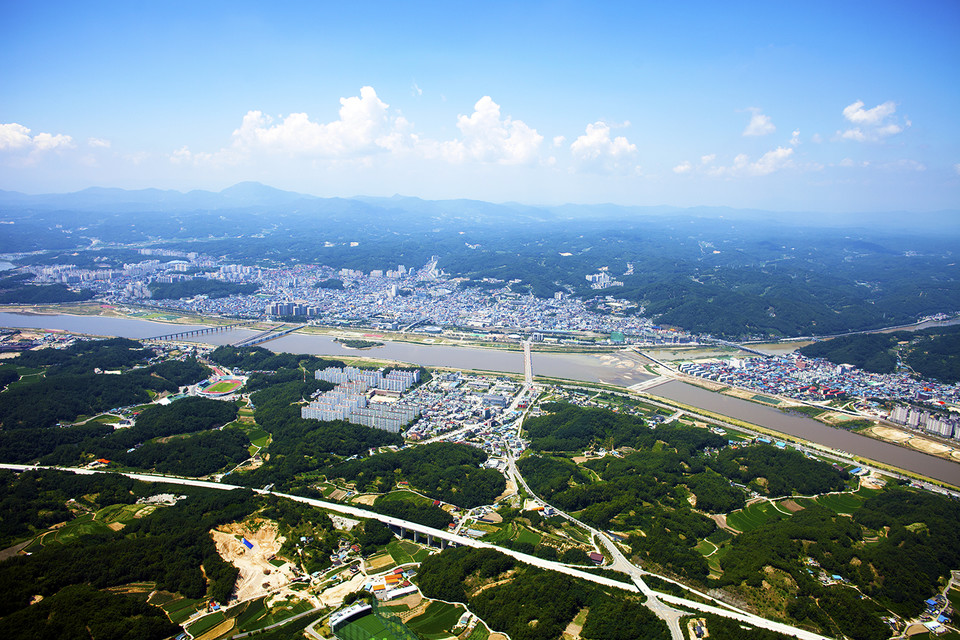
[366,553,395,572]
[351,493,379,506]
[780,499,804,513]
[867,426,911,442]
[328,489,348,501]
[211,519,296,602]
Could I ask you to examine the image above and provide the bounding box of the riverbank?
[2,309,958,486]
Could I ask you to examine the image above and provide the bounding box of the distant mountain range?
[0,182,957,231]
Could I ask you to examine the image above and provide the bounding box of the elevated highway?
[0,464,832,639]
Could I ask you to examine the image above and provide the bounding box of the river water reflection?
[2,312,958,484]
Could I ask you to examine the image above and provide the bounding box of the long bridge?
[231,324,301,347]
[144,320,256,342]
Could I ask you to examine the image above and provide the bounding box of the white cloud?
[843,100,896,125]
[700,154,716,164]
[569,121,637,173]
[0,122,73,152]
[173,86,417,165]
[437,96,544,164]
[840,100,906,142]
[412,82,422,97]
[673,161,692,174]
[87,137,111,148]
[553,135,566,147]
[743,108,775,136]
[790,130,800,146]
[708,146,794,177]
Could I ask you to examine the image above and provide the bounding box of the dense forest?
[0,347,239,475]
[147,279,259,300]
[0,470,261,622]
[415,546,669,640]
[328,442,505,508]
[0,338,208,432]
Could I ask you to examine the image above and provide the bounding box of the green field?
[24,504,150,550]
[205,379,243,394]
[247,427,269,448]
[340,613,412,640]
[377,490,433,506]
[814,492,866,514]
[482,521,542,547]
[406,601,464,639]
[185,610,225,636]
[725,501,787,532]
[750,394,780,404]
[162,597,204,624]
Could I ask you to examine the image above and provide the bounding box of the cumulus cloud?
[790,130,800,146]
[840,100,906,142]
[436,96,543,164]
[673,161,692,174]
[174,86,415,165]
[0,122,73,152]
[743,108,775,136]
[708,146,794,177]
[700,154,716,164]
[553,135,566,147]
[569,121,637,173]
[87,137,111,148]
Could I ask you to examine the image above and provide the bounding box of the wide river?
[3,311,958,485]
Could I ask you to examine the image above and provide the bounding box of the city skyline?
[2,1,959,213]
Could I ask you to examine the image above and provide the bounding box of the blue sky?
[1,1,958,212]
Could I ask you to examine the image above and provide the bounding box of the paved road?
[0,464,834,640]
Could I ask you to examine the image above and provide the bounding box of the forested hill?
[799,324,960,383]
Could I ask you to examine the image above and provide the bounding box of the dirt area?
[211,520,297,602]
[328,489,348,501]
[481,511,503,524]
[391,592,423,609]
[351,493,379,506]
[316,573,367,608]
[709,513,730,531]
[780,500,804,513]
[860,474,886,490]
[0,540,32,562]
[866,425,960,461]
[489,633,508,640]
[107,522,125,531]
[868,425,911,442]
[366,553,396,572]
[494,481,516,503]
[570,456,589,464]
[562,607,588,639]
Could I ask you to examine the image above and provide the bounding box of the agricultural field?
[162,597,204,625]
[24,503,155,550]
[724,501,788,532]
[482,520,542,546]
[405,601,466,639]
[387,539,432,565]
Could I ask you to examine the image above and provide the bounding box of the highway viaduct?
[0,464,833,640]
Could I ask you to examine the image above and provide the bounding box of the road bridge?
[232,324,300,347]
[522,340,533,385]
[144,320,255,342]
[0,464,832,640]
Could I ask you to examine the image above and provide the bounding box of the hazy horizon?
[2,2,959,213]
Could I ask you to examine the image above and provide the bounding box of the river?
[2,311,958,484]
[652,381,960,485]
